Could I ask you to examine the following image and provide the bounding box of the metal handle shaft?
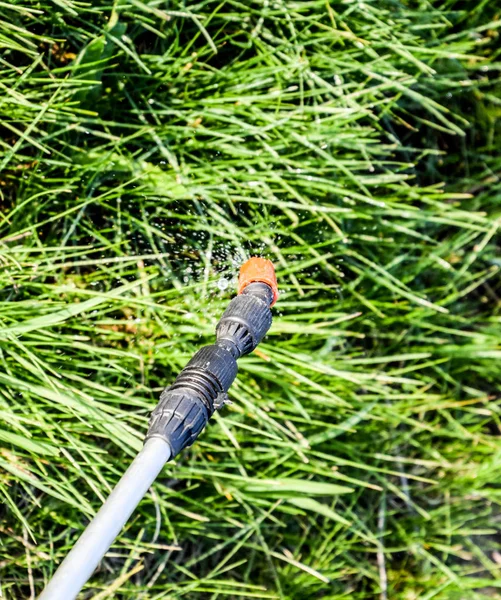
[38,438,171,600]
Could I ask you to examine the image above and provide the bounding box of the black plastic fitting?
[217,283,273,357]
[146,280,275,458]
[147,391,208,457]
[170,344,238,414]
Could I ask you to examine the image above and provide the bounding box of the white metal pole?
[38,437,171,600]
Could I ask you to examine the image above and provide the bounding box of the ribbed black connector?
[146,343,237,455]
[147,391,208,457]
[170,345,238,414]
[146,279,275,459]
[217,284,273,357]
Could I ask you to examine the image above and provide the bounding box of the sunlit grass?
[0,1,500,598]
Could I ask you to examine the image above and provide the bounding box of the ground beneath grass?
[1,1,500,599]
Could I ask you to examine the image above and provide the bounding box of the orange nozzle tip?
[238,257,278,306]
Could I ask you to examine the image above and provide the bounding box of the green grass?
[0,1,500,598]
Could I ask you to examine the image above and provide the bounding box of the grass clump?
[0,1,500,598]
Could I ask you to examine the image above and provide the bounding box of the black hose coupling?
[146,258,278,458]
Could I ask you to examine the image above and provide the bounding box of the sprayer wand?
[38,258,278,600]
